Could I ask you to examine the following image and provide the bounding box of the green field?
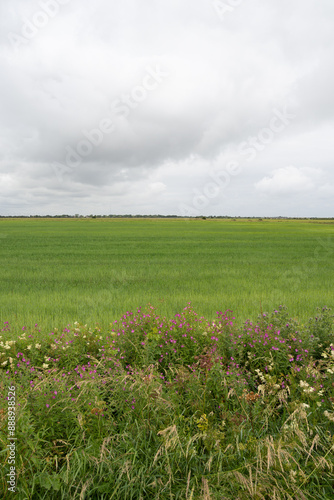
[1,217,334,498]
[0,218,333,330]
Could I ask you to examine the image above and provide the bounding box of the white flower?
[1,360,8,366]
[27,345,32,350]
[299,380,309,388]
[35,343,41,349]
[289,470,297,483]
[42,363,49,369]
[324,411,334,422]
[301,403,310,408]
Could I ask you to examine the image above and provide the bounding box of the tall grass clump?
[1,304,334,499]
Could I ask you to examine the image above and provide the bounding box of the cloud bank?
[1,0,334,216]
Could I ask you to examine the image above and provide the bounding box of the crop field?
[0,217,333,331]
[1,217,334,498]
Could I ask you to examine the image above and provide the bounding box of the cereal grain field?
[0,217,333,330]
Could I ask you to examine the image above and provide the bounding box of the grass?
[0,218,333,330]
[0,217,333,497]
[0,303,334,498]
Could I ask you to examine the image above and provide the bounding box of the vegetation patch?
[0,218,333,330]
[1,304,334,498]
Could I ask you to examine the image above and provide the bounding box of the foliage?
[1,304,334,498]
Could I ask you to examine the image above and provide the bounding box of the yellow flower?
[196,414,209,432]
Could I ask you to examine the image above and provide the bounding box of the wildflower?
[35,343,41,349]
[42,363,49,369]
[299,380,309,388]
[196,414,209,432]
[324,411,334,422]
[289,470,297,483]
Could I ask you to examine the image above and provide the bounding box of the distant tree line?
[0,215,333,220]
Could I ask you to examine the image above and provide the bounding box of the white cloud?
[255,166,319,195]
[148,182,166,194]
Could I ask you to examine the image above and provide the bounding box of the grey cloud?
[0,0,334,215]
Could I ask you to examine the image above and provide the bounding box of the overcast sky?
[0,0,333,216]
